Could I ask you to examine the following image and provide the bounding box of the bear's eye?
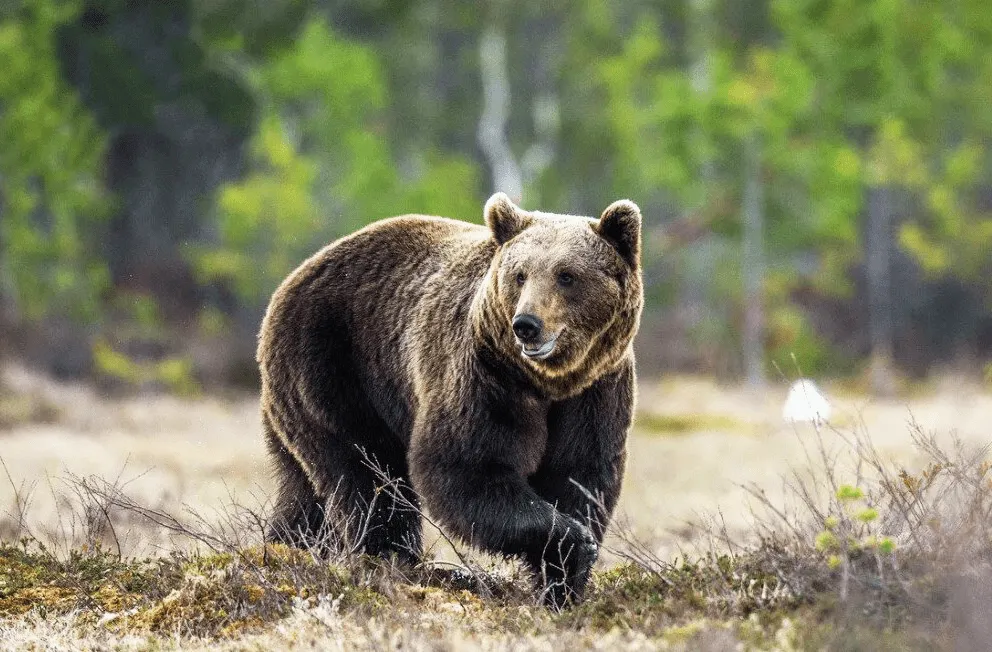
[557,271,575,287]
[515,271,526,286]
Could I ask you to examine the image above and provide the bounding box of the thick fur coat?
[257,192,643,607]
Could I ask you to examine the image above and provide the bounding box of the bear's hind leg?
[264,358,423,566]
[326,442,423,567]
[264,414,331,551]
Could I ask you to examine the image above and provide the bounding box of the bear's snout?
[512,313,561,361]
[511,313,543,343]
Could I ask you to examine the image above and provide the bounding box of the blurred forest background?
[1,0,991,396]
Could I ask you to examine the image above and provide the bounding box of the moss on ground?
[634,411,755,436]
[0,542,395,637]
[561,551,812,637]
[0,542,157,618]
[0,539,965,648]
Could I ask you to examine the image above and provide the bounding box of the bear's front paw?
[533,519,599,610]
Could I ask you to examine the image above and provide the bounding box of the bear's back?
[331,214,494,327]
[259,214,496,440]
[265,215,491,323]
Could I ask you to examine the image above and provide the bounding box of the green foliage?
[0,0,989,382]
[0,0,109,322]
[776,0,992,294]
[189,113,322,302]
[191,18,480,304]
[835,485,864,501]
[92,339,200,396]
[259,18,480,225]
[576,7,870,377]
[812,481,897,575]
[766,304,841,376]
[587,11,860,261]
[58,1,262,133]
[898,141,992,285]
[194,0,308,57]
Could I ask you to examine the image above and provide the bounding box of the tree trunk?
[477,26,523,202]
[742,135,766,387]
[867,185,896,396]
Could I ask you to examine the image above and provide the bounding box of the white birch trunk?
[477,27,523,201]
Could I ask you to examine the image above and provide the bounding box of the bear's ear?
[595,199,641,267]
[484,192,532,245]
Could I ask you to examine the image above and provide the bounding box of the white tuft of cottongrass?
[782,379,832,426]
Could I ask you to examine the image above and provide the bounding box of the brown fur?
[257,192,643,608]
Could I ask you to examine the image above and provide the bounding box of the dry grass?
[2,364,992,649]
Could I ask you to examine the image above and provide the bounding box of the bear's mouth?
[520,331,560,360]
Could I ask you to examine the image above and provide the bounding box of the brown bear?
[257,192,643,608]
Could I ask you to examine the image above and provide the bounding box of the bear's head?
[479,192,643,390]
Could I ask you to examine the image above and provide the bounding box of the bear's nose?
[512,314,543,342]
